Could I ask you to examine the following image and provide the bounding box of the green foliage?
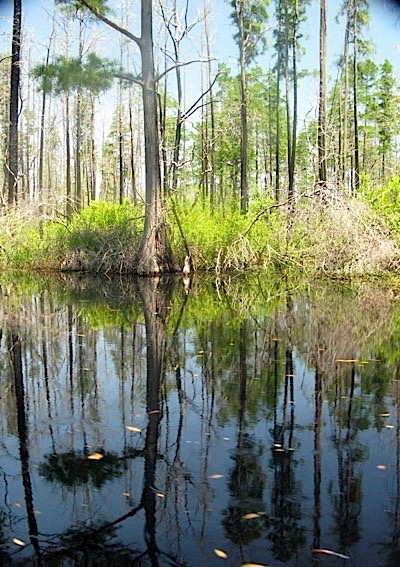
[169,198,282,271]
[360,175,400,237]
[0,201,143,272]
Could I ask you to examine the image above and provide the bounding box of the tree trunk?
[7,0,22,205]
[353,0,360,194]
[66,92,73,218]
[135,0,177,275]
[318,0,327,190]
[238,0,249,214]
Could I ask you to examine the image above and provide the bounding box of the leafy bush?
[360,175,400,238]
[0,201,143,272]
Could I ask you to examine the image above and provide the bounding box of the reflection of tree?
[269,296,305,562]
[223,320,267,546]
[332,365,366,549]
[39,450,123,488]
[8,332,42,562]
[383,362,400,566]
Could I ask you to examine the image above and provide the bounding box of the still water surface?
[0,273,400,566]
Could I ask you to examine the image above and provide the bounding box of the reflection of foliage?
[39,450,123,489]
[269,451,306,562]
[223,435,267,545]
[0,510,11,566]
[42,522,139,566]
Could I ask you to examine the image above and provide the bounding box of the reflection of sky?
[0,278,400,564]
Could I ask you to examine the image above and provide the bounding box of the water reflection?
[0,274,399,565]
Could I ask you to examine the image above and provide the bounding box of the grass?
[0,186,400,277]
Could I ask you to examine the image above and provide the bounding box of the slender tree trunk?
[318,0,327,191]
[118,81,124,204]
[90,92,96,201]
[203,0,216,209]
[290,0,299,211]
[66,92,73,218]
[128,90,137,205]
[238,0,249,214]
[7,0,22,205]
[353,0,360,194]
[38,31,54,201]
[341,1,350,190]
[275,49,281,203]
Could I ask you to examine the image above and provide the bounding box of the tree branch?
[156,58,214,83]
[180,72,220,122]
[114,71,143,87]
[77,0,142,47]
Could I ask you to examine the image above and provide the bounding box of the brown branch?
[78,0,142,47]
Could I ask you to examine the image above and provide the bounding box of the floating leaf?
[209,474,224,479]
[156,492,165,498]
[377,465,387,470]
[241,563,269,567]
[335,359,357,363]
[126,426,142,432]
[242,513,261,520]
[214,548,228,559]
[385,424,395,429]
[147,409,161,415]
[380,413,391,417]
[12,538,25,547]
[312,548,349,559]
[87,452,104,460]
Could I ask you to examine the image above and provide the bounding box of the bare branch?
[156,58,214,83]
[77,0,142,47]
[114,72,143,87]
[181,72,220,121]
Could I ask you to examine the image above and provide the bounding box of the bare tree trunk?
[39,30,54,202]
[128,90,137,206]
[203,0,216,209]
[352,0,360,194]
[136,0,177,274]
[318,0,327,191]
[66,92,73,218]
[238,0,249,214]
[7,0,22,205]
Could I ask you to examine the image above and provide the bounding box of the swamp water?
[0,273,400,566]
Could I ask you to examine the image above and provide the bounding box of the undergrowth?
[0,185,399,277]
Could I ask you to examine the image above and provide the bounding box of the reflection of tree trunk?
[9,333,42,562]
[238,320,248,444]
[137,276,175,562]
[313,366,322,550]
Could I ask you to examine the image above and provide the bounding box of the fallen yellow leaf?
[377,465,387,470]
[87,452,104,460]
[241,563,269,567]
[335,359,357,363]
[312,548,349,559]
[13,538,25,547]
[214,548,228,559]
[242,513,261,520]
[126,426,142,432]
[209,474,224,479]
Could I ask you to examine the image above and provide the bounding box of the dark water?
[0,273,400,566]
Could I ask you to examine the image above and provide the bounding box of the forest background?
[1,0,400,277]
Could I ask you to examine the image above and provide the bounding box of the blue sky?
[0,0,399,126]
